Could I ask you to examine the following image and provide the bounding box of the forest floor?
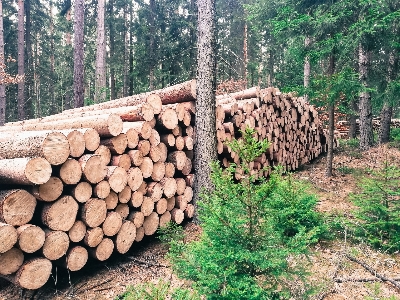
[2,144,400,299]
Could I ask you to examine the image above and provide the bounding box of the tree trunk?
[0,189,36,226]
[123,3,129,97]
[129,2,134,95]
[243,21,248,84]
[0,0,6,125]
[73,0,85,108]
[348,98,358,139]
[17,0,25,120]
[49,0,56,114]
[108,0,117,100]
[304,36,311,102]
[326,54,335,177]
[95,0,106,103]
[149,0,156,90]
[358,44,373,150]
[41,196,79,231]
[0,157,51,185]
[194,0,217,223]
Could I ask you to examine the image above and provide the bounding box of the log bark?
[65,246,88,271]
[114,220,136,254]
[41,196,79,231]
[102,211,123,237]
[16,224,45,253]
[0,131,70,165]
[68,220,86,243]
[42,230,70,260]
[31,176,63,202]
[0,223,18,253]
[0,157,52,185]
[0,190,36,226]
[81,198,107,227]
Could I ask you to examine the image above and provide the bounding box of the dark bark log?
[17,0,25,120]
[378,103,392,144]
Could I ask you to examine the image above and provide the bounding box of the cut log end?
[14,258,52,290]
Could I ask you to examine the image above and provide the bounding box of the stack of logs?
[0,80,329,290]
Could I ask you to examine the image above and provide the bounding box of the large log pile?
[0,80,329,290]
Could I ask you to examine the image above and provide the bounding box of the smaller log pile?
[0,80,330,290]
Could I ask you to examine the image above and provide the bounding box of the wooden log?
[160,177,177,198]
[146,182,163,201]
[135,227,145,242]
[171,208,184,224]
[94,145,112,166]
[100,133,128,155]
[115,203,130,220]
[123,121,153,140]
[143,212,159,236]
[60,129,86,158]
[93,180,111,199]
[127,150,143,167]
[160,134,175,147]
[128,211,144,228]
[0,157,52,185]
[124,128,139,149]
[159,211,171,227]
[114,220,136,254]
[7,258,52,289]
[79,154,107,184]
[81,198,107,228]
[175,136,185,151]
[166,196,176,211]
[184,204,195,218]
[102,211,123,237]
[0,248,24,275]
[30,176,63,202]
[149,145,161,162]
[0,131,70,165]
[4,114,124,137]
[42,230,69,260]
[83,227,104,247]
[0,190,36,226]
[89,238,114,261]
[105,191,118,210]
[182,111,192,126]
[165,162,175,178]
[175,196,187,211]
[129,191,144,208]
[59,158,82,185]
[185,174,195,187]
[157,80,196,104]
[157,143,168,163]
[140,157,153,179]
[111,154,131,171]
[141,197,155,217]
[157,108,178,130]
[181,157,192,176]
[127,167,144,191]
[168,151,187,171]
[106,166,128,193]
[137,181,147,194]
[77,128,100,151]
[118,185,132,204]
[70,182,92,203]
[137,140,150,156]
[151,162,165,182]
[68,220,87,243]
[175,178,186,195]
[149,129,160,146]
[16,224,45,253]
[183,136,194,151]
[65,246,88,271]
[0,223,18,253]
[42,196,79,231]
[172,125,182,136]
[155,198,168,215]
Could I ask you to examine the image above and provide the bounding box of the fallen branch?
[345,254,400,290]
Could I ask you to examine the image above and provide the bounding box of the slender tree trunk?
[73,0,85,108]
[123,4,129,97]
[129,2,134,96]
[304,36,310,102]
[267,49,273,87]
[326,54,335,177]
[0,0,5,125]
[149,0,156,90]
[348,98,358,139]
[49,0,55,114]
[243,21,248,85]
[24,0,32,119]
[189,0,196,79]
[194,0,217,223]
[358,44,373,150]
[108,0,116,100]
[18,0,25,120]
[95,0,106,103]
[64,8,72,110]
[379,51,396,144]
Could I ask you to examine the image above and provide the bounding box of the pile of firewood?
[0,80,329,290]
